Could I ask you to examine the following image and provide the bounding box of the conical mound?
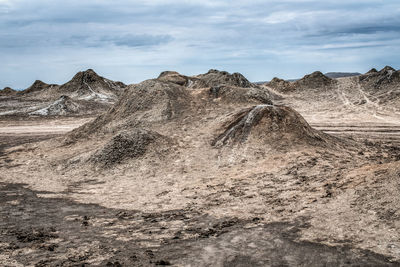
[295,71,335,89]
[212,104,335,149]
[67,79,192,140]
[156,69,257,89]
[107,79,191,122]
[20,80,57,95]
[366,68,378,74]
[267,77,293,92]
[194,69,254,88]
[57,69,126,101]
[267,71,336,93]
[359,65,400,90]
[157,71,197,87]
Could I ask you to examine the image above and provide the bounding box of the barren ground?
[1,78,400,266]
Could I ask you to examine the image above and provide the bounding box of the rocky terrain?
[0,68,400,266]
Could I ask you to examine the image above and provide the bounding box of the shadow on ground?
[0,183,397,266]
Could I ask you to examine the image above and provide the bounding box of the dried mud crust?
[0,183,397,267]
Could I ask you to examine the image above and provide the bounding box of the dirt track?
[312,123,400,145]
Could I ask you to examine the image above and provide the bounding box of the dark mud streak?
[0,183,398,266]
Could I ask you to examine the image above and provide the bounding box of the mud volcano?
[359,66,399,89]
[357,66,400,106]
[295,71,336,88]
[19,80,57,96]
[157,71,196,87]
[157,69,258,89]
[195,69,254,88]
[213,104,332,148]
[267,77,293,92]
[56,69,126,100]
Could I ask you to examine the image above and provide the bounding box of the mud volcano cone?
[213,104,330,148]
[57,69,126,100]
[21,80,56,95]
[295,71,336,89]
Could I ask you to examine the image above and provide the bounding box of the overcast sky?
[1,0,400,89]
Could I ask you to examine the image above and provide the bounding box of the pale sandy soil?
[0,117,93,135]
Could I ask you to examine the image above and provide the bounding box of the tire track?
[312,123,400,144]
